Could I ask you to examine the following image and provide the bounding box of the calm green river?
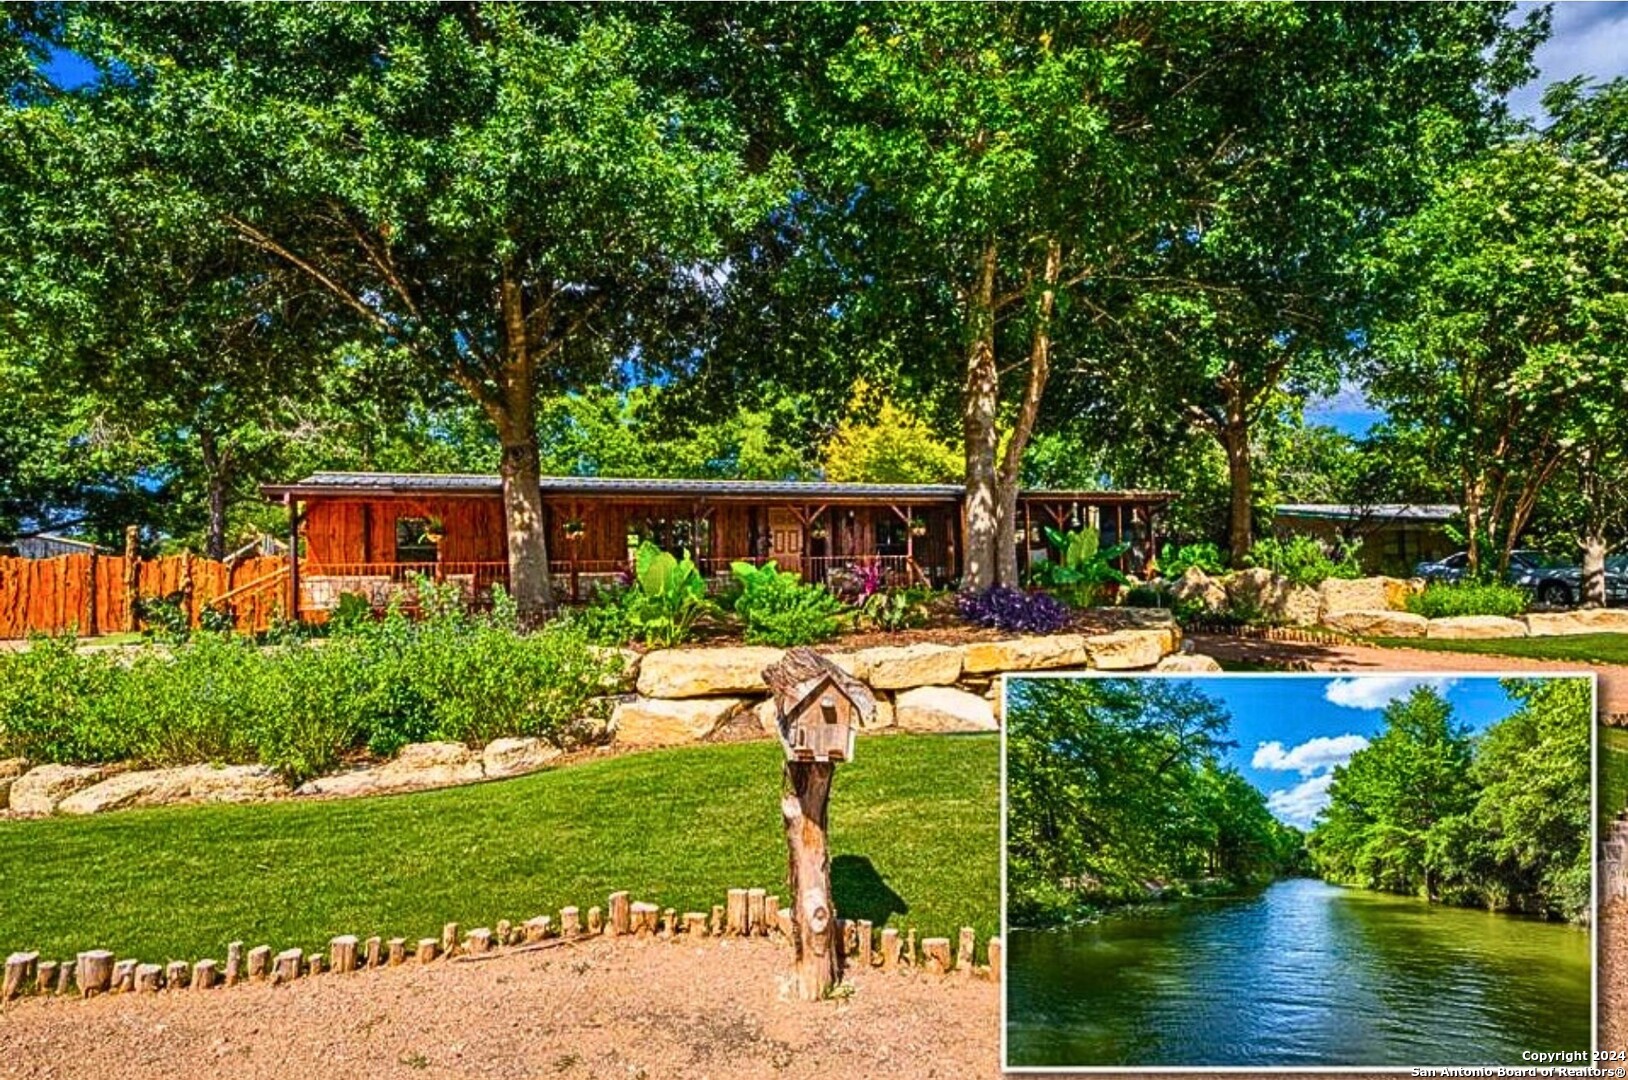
[1007,878,1593,1069]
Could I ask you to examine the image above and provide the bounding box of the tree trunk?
[994,239,1062,589]
[961,240,1001,593]
[198,427,229,561]
[490,269,553,622]
[1582,530,1608,608]
[1222,421,1253,563]
[782,761,838,1001]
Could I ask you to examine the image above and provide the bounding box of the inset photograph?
[1002,673,1597,1070]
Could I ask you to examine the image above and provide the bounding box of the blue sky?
[1189,675,1557,829]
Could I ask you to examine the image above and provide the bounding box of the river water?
[1007,877,1593,1068]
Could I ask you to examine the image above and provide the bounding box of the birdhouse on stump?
[763,648,875,764]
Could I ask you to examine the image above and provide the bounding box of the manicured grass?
[0,734,997,964]
[1602,726,1628,837]
[1369,633,1628,666]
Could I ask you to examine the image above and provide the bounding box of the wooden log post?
[880,928,901,971]
[921,937,952,976]
[55,962,72,996]
[725,889,748,936]
[135,964,163,993]
[957,927,976,976]
[766,895,779,933]
[364,936,382,968]
[466,928,493,955]
[226,942,244,986]
[112,959,137,993]
[416,939,438,964]
[35,960,57,996]
[496,920,513,947]
[8,954,41,999]
[193,959,217,990]
[388,939,408,966]
[330,935,359,974]
[609,891,631,937]
[684,912,707,937]
[440,923,460,958]
[123,525,140,633]
[906,928,917,968]
[857,920,874,968]
[587,907,603,936]
[76,950,114,997]
[307,955,324,977]
[630,902,659,937]
[247,945,271,982]
[709,905,724,937]
[987,936,1002,982]
[775,904,794,940]
[747,888,767,937]
[523,917,551,943]
[661,908,677,939]
[272,949,302,984]
[560,907,581,938]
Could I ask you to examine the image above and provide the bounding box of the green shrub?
[1122,584,1170,609]
[621,542,712,647]
[1029,526,1131,608]
[1405,581,1529,619]
[1158,541,1225,578]
[1242,535,1360,587]
[856,586,932,632]
[730,561,844,646]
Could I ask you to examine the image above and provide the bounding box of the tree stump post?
[8,954,41,1000]
[415,939,438,964]
[880,929,900,970]
[225,942,244,986]
[857,920,874,968]
[112,959,137,993]
[330,935,359,973]
[247,945,271,982]
[725,888,748,936]
[957,926,976,976]
[560,907,580,938]
[364,936,382,968]
[922,937,951,976]
[987,936,1003,981]
[135,964,162,993]
[388,938,408,965]
[76,950,114,997]
[609,891,631,937]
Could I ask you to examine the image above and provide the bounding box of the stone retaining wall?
[0,622,1192,817]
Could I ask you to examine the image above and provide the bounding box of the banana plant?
[1029,526,1132,607]
[623,540,712,646]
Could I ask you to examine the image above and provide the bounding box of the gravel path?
[1191,634,1628,720]
[0,936,998,1080]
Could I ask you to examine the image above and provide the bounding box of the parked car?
[1413,550,1628,606]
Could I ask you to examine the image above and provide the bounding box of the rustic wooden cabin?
[259,472,1175,616]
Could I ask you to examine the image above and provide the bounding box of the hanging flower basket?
[810,524,829,540]
[564,520,586,542]
[908,518,929,538]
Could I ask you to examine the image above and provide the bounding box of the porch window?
[395,517,439,565]
[875,514,908,556]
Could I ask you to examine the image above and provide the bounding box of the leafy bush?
[1242,534,1360,587]
[1158,541,1225,578]
[1405,581,1529,619]
[590,541,715,647]
[1028,526,1131,608]
[729,561,845,646]
[1122,584,1170,609]
[571,584,639,646]
[0,584,624,785]
[856,587,933,632]
[957,586,1072,634]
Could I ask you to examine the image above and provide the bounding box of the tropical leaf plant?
[1029,526,1133,607]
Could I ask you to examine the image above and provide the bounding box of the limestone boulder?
[1223,569,1318,627]
[635,647,784,698]
[1322,609,1429,638]
[1280,585,1322,627]
[610,697,747,748]
[850,643,962,690]
[1526,609,1628,636]
[819,651,870,683]
[1153,652,1225,673]
[8,764,107,815]
[481,737,562,779]
[961,635,1088,675]
[1319,576,1413,617]
[297,741,484,798]
[1425,615,1528,640]
[57,764,289,815]
[1170,567,1226,613]
[894,687,998,733]
[1084,629,1171,670]
[0,758,28,811]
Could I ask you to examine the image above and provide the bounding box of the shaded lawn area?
[1603,726,1628,837]
[1369,633,1628,666]
[0,734,998,964]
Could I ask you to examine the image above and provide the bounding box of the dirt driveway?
[1191,634,1628,720]
[0,936,998,1080]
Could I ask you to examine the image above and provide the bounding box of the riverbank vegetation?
[1308,681,1591,921]
[1006,679,1305,928]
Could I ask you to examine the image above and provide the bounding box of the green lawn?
[1369,633,1628,666]
[1602,726,1628,837]
[0,734,998,964]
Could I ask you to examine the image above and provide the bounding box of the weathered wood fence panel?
[0,554,287,639]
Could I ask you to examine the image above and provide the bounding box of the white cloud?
[1323,676,1458,711]
[1506,1,1628,122]
[1267,773,1337,828]
[1251,734,1370,776]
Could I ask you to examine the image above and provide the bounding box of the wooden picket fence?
[0,553,289,639]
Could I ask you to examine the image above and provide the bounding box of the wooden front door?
[768,508,803,572]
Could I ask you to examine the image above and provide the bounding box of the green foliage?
[1158,541,1226,578]
[1405,582,1529,619]
[1028,526,1132,608]
[1121,585,1171,609]
[856,587,933,633]
[622,542,712,647]
[0,592,623,785]
[1005,678,1303,927]
[1308,681,1591,920]
[819,383,962,484]
[1242,534,1360,587]
[729,561,844,647]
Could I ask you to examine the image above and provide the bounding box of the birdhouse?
[761,647,876,764]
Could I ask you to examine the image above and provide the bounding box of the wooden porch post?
[122,525,139,633]
[1022,501,1033,579]
[1116,504,1126,574]
[287,497,301,625]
